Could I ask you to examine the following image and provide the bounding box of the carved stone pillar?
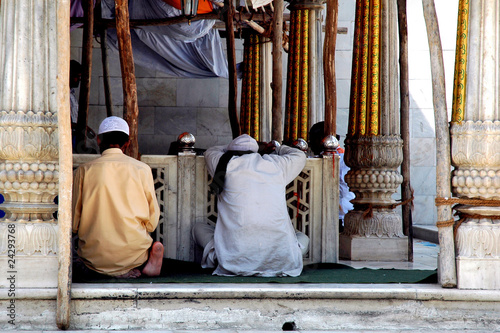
[450,0,500,290]
[0,1,60,287]
[340,0,407,260]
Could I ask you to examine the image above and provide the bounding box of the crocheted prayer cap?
[227,134,259,152]
[98,116,129,136]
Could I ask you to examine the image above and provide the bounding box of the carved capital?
[0,110,59,221]
[451,121,500,199]
[344,135,403,205]
[344,135,403,169]
[0,110,59,160]
[343,209,404,238]
[451,121,500,167]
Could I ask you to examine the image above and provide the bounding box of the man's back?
[204,144,306,277]
[72,148,159,276]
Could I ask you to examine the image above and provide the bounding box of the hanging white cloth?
[84,0,229,78]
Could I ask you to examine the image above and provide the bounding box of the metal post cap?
[322,135,339,154]
[177,132,196,150]
[293,138,309,152]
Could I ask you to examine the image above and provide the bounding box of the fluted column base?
[0,222,58,288]
[455,206,500,289]
[340,209,408,261]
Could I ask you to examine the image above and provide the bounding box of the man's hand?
[258,141,277,155]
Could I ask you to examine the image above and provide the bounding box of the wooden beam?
[56,0,72,329]
[75,0,94,153]
[71,12,294,30]
[225,0,241,138]
[271,0,284,142]
[422,0,456,288]
[397,0,413,262]
[95,0,114,117]
[323,0,338,137]
[115,0,140,158]
[71,12,220,28]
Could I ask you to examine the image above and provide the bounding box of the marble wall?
[69,0,459,227]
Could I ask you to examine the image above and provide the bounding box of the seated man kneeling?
[72,116,163,278]
[193,134,310,277]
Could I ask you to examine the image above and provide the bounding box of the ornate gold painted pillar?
[284,3,310,143]
[340,0,406,260]
[240,32,261,141]
[450,0,500,290]
[0,1,62,287]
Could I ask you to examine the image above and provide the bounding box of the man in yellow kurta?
[72,116,163,278]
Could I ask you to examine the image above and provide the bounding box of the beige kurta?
[72,148,160,276]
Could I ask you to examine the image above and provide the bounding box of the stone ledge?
[4,283,500,302]
[413,225,439,244]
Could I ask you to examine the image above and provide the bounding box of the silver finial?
[270,140,281,149]
[293,138,308,152]
[177,132,196,152]
[322,135,339,155]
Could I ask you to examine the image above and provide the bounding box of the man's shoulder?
[82,152,150,170]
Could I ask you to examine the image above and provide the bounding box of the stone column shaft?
[0,0,61,288]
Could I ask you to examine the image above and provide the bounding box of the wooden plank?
[115,0,140,158]
[323,0,338,137]
[75,0,94,152]
[397,0,413,261]
[422,0,456,288]
[271,0,284,142]
[95,0,114,117]
[56,0,72,330]
[224,0,240,138]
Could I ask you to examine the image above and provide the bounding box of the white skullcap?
[227,134,258,152]
[98,116,129,135]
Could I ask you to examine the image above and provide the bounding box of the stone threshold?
[8,283,500,301]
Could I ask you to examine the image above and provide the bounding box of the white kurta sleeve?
[203,145,227,177]
[271,145,307,184]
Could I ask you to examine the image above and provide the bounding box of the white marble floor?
[339,239,439,270]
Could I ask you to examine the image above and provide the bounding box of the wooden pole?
[397,0,413,261]
[56,0,72,329]
[224,0,241,138]
[96,0,114,117]
[115,0,140,158]
[75,0,94,153]
[421,0,456,287]
[323,0,338,137]
[271,0,284,142]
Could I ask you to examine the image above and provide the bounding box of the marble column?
[0,1,62,287]
[450,0,500,289]
[340,0,407,261]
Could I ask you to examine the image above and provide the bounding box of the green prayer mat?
[73,258,437,284]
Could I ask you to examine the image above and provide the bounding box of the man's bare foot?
[141,241,164,277]
[116,268,142,279]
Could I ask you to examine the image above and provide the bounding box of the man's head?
[97,116,130,152]
[70,60,82,89]
[227,134,259,153]
[309,121,340,155]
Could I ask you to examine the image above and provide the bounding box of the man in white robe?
[193,134,309,277]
